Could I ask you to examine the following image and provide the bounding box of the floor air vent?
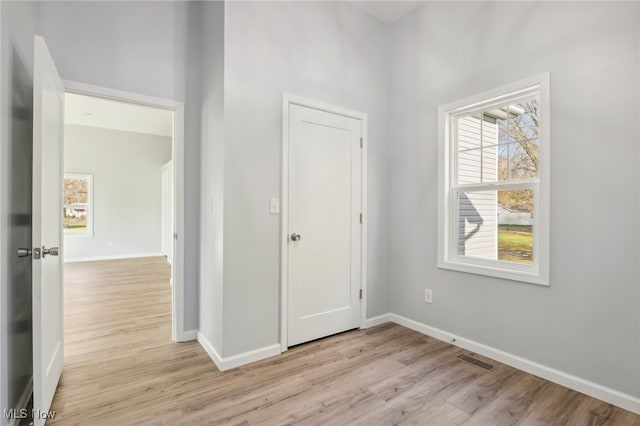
[458,354,494,371]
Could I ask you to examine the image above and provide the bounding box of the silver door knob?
[42,246,59,257]
[290,233,301,241]
[17,248,32,257]
[17,247,41,259]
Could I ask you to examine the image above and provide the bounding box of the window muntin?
[439,75,549,285]
[63,174,93,236]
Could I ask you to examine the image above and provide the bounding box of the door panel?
[7,37,35,418]
[32,35,64,425]
[288,104,362,347]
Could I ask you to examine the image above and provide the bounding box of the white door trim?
[280,93,367,352]
[62,80,188,342]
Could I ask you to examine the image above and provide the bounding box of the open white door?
[32,35,64,424]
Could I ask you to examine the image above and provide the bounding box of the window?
[63,174,93,237]
[438,74,550,285]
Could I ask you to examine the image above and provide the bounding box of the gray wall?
[221,1,390,356]
[199,0,225,355]
[38,1,201,330]
[0,1,36,422]
[389,2,640,398]
[63,125,172,260]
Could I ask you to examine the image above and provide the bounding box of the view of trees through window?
[455,96,538,264]
[496,98,538,263]
[64,176,90,234]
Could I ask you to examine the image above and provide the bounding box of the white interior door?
[32,35,64,424]
[287,103,362,347]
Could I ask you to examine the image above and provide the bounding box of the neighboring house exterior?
[498,204,533,226]
[457,114,498,259]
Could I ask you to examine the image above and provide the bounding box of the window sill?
[438,259,549,286]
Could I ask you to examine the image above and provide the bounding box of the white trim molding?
[222,344,282,371]
[63,80,187,344]
[362,313,392,329]
[280,93,368,352]
[197,332,223,371]
[389,314,640,415]
[197,332,280,372]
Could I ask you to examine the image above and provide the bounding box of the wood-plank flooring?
[49,257,640,425]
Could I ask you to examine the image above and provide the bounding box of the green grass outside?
[64,221,87,233]
[498,225,533,264]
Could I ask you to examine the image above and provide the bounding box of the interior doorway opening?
[61,82,186,342]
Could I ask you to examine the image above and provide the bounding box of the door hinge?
[174,232,178,240]
[360,137,363,148]
[359,289,363,299]
[359,213,363,224]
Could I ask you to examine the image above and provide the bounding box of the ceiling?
[65,93,173,137]
[348,1,423,24]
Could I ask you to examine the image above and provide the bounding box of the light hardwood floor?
[49,257,639,425]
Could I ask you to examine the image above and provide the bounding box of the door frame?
[62,80,189,342]
[280,93,368,352]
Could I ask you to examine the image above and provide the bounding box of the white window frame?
[63,173,94,238]
[437,73,550,286]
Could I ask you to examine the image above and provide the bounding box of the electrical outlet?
[424,288,432,303]
[107,241,113,248]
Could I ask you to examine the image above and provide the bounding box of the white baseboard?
[197,332,282,371]
[197,332,281,372]
[222,344,281,371]
[362,313,392,328]
[7,376,32,426]
[64,252,164,263]
[197,332,224,371]
[389,314,640,415]
[176,329,197,342]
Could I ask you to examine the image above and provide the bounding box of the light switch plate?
[270,197,280,214]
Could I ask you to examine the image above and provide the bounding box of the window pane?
[458,147,482,184]
[498,141,539,181]
[497,96,540,180]
[506,99,539,141]
[498,190,533,264]
[75,191,88,204]
[457,113,482,150]
[457,190,498,260]
[458,146,499,184]
[482,145,498,182]
[63,175,91,234]
[458,189,534,264]
[456,112,500,184]
[63,207,87,233]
